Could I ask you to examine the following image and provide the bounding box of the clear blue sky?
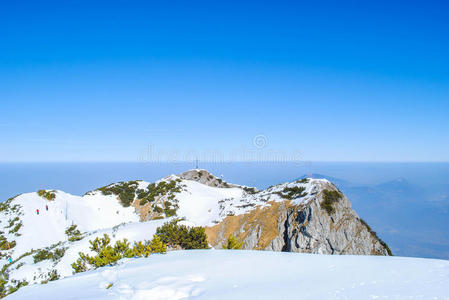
[1,0,448,162]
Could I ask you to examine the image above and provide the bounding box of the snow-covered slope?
[6,250,449,300]
[6,219,168,285]
[0,190,140,260]
[0,169,393,297]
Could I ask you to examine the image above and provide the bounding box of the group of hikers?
[36,204,49,215]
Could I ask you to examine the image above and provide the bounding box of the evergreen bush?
[71,234,166,273]
[279,186,307,199]
[320,189,342,215]
[222,234,243,249]
[65,225,83,242]
[156,219,208,250]
[37,190,56,201]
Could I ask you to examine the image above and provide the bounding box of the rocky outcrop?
[206,180,391,256]
[179,169,241,189]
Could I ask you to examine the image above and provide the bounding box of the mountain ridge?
[0,169,391,297]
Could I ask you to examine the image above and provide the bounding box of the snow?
[6,250,449,300]
[175,180,244,226]
[173,177,329,227]
[1,176,324,261]
[8,218,169,283]
[0,174,333,287]
[1,190,140,260]
[0,172,394,298]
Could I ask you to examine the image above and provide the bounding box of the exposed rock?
[179,169,239,189]
[206,180,391,256]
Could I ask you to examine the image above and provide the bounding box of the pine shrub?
[0,236,16,250]
[296,178,309,184]
[279,186,307,200]
[156,219,208,250]
[65,225,83,242]
[37,190,56,201]
[137,181,182,206]
[33,247,66,263]
[71,234,166,273]
[97,182,138,207]
[222,234,243,249]
[320,189,342,215]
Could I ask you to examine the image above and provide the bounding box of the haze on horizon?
[1,0,448,162]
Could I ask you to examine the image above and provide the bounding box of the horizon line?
[1,160,449,164]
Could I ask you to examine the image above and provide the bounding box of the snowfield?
[6,250,449,300]
[3,190,140,260]
[171,179,245,226]
[7,219,170,283]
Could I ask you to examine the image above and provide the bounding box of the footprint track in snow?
[107,273,206,300]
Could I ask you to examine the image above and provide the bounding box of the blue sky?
[1,0,448,162]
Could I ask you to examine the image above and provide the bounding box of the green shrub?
[0,236,16,250]
[222,234,243,249]
[37,190,56,201]
[0,197,20,214]
[133,235,166,256]
[7,280,28,295]
[320,189,342,215]
[380,240,393,256]
[163,201,178,217]
[0,203,9,213]
[156,219,208,250]
[71,234,166,273]
[15,262,25,270]
[66,225,83,242]
[33,247,67,263]
[97,180,182,208]
[10,204,21,213]
[33,249,52,263]
[137,181,182,206]
[97,182,138,207]
[296,178,309,184]
[9,222,22,235]
[0,276,7,298]
[6,217,19,229]
[153,205,163,214]
[53,248,66,260]
[279,186,307,200]
[41,270,59,284]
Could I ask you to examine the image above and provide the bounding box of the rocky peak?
[206,179,392,256]
[178,169,237,188]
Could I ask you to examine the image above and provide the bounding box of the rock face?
[206,180,391,256]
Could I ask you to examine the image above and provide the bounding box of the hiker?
[36,209,39,215]
[7,256,12,263]
[46,204,48,211]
